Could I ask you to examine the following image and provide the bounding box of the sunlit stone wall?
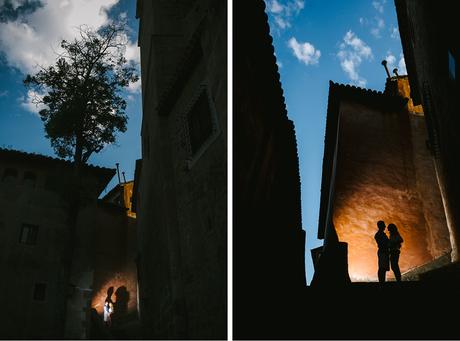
[332,99,450,281]
[90,190,138,321]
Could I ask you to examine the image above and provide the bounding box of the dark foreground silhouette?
[388,223,404,282]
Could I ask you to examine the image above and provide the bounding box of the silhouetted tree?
[24,23,138,167]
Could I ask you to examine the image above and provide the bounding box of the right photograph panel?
[234,0,460,339]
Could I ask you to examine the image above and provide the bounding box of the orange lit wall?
[331,99,450,281]
[123,181,136,219]
[90,198,138,321]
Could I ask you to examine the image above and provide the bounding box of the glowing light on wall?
[91,275,137,316]
[328,94,450,282]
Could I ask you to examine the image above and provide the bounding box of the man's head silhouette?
[377,220,386,230]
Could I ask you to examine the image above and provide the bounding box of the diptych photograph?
[0,0,458,339]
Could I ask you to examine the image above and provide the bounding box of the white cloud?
[390,26,399,39]
[0,0,140,75]
[266,0,305,31]
[288,37,320,65]
[368,0,386,38]
[337,31,373,87]
[383,51,406,76]
[385,51,396,69]
[127,78,141,93]
[19,89,47,115]
[372,0,386,13]
[274,15,290,29]
[274,52,283,68]
[398,53,407,75]
[268,0,283,14]
[124,34,140,64]
[370,17,385,38]
[342,31,372,59]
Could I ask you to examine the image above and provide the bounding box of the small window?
[2,168,18,182]
[33,283,47,301]
[448,50,456,80]
[187,89,214,155]
[23,171,37,188]
[19,224,39,245]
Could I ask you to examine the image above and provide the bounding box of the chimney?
[116,163,121,184]
[381,60,391,79]
[122,171,127,183]
[393,68,399,77]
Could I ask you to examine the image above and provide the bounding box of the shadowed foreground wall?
[134,0,227,338]
[395,0,460,261]
[234,1,305,338]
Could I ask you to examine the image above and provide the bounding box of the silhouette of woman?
[103,300,114,327]
[388,224,403,282]
[103,287,114,327]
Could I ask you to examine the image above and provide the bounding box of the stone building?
[0,148,139,339]
[0,148,113,338]
[234,0,305,338]
[313,74,452,284]
[133,0,227,339]
[395,0,460,266]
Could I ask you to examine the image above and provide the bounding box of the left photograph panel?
[0,0,227,339]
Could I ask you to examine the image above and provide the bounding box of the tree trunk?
[60,127,84,337]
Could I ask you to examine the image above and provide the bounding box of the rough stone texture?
[91,196,138,324]
[0,149,114,339]
[409,114,451,259]
[395,0,460,261]
[135,0,227,339]
[330,91,450,281]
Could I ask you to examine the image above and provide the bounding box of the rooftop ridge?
[0,147,115,173]
[260,0,289,120]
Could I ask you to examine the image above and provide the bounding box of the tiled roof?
[0,148,115,178]
[329,81,408,108]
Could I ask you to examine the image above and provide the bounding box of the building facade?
[0,149,140,339]
[314,76,452,284]
[395,0,460,263]
[0,148,114,338]
[134,0,227,338]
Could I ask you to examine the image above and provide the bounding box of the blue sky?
[0,0,407,286]
[0,0,140,196]
[264,0,406,283]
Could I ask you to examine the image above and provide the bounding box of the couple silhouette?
[374,220,404,283]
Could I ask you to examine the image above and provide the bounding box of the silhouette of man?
[388,223,403,282]
[374,220,389,283]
